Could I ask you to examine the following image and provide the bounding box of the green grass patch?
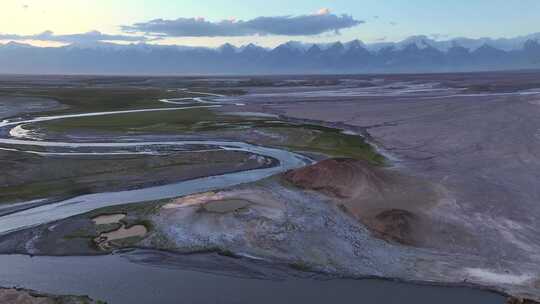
[294,128,385,164]
[0,87,187,115]
[4,86,384,165]
[63,226,99,240]
[258,124,385,165]
[288,261,313,272]
[0,180,94,204]
[33,107,219,133]
[88,200,166,218]
[32,108,385,164]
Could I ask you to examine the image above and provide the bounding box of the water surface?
[0,250,506,304]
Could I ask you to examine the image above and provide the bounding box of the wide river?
[0,249,505,304]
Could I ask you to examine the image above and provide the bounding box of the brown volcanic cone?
[283,158,459,247]
[283,158,391,199]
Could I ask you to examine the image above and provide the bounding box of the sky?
[1,0,539,47]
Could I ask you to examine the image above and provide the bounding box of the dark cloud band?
[122,11,363,37]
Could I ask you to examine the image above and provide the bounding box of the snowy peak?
[218,43,237,54]
[398,35,433,50]
[346,39,366,50]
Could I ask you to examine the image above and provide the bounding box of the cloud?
[316,8,331,16]
[122,9,363,37]
[0,30,153,44]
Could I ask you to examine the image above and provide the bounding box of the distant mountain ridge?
[1,33,539,74]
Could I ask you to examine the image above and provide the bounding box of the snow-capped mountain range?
[1,33,539,74]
